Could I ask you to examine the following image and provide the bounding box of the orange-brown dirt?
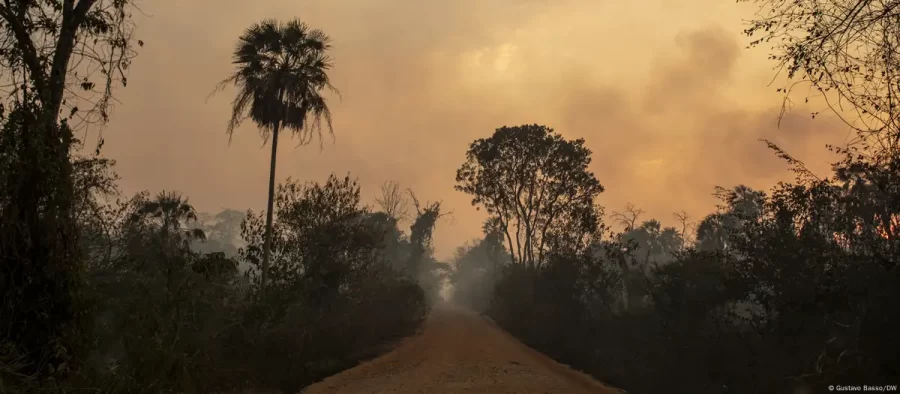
[302,303,622,394]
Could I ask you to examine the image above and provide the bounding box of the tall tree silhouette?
[214,19,338,294]
[0,0,140,379]
[456,124,605,269]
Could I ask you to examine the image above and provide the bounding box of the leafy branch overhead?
[743,0,900,153]
[0,0,142,129]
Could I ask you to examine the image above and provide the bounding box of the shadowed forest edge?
[0,1,898,394]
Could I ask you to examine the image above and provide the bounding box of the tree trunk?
[261,122,281,296]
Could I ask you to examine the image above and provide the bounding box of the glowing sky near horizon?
[98,0,849,258]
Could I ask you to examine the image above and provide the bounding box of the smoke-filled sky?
[100,0,851,259]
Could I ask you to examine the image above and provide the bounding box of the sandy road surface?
[302,303,620,394]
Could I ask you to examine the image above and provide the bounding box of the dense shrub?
[1,171,430,394]
[448,123,899,394]
[466,157,900,393]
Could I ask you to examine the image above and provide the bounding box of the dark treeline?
[450,2,900,391]
[0,5,439,394]
[6,151,441,393]
[1,0,899,393]
[451,1,900,392]
[450,125,899,394]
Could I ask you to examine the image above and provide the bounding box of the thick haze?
[100,0,849,258]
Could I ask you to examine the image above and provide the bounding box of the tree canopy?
[744,0,900,154]
[455,124,605,269]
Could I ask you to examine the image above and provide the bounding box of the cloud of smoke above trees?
[100,0,849,258]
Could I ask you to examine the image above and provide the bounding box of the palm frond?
[211,18,339,146]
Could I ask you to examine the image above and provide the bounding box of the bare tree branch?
[610,203,644,231]
[374,180,409,221]
[673,210,696,250]
[744,0,900,157]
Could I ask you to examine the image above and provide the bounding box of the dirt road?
[302,303,620,394]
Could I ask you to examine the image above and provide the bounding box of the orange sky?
[96,0,852,258]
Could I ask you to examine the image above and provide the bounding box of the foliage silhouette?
[214,18,338,295]
[0,0,141,382]
[455,124,605,269]
[1,4,898,394]
[744,0,900,154]
[452,127,900,393]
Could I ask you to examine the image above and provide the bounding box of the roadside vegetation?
[1,1,897,393]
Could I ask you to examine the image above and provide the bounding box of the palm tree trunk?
[261,122,281,296]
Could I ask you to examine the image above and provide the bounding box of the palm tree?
[127,191,206,293]
[727,185,766,219]
[130,190,205,244]
[659,227,682,251]
[696,213,730,252]
[213,19,338,294]
[625,219,682,267]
